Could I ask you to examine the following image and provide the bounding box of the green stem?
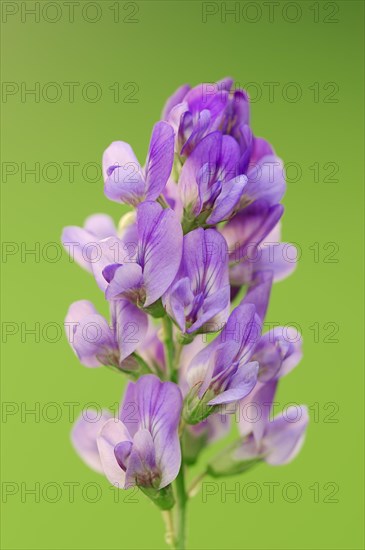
[187,470,207,497]
[162,510,176,549]
[162,316,175,381]
[172,342,183,383]
[174,466,187,550]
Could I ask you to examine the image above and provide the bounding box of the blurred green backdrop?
[1,1,364,549]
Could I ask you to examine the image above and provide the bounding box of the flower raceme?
[62,77,308,549]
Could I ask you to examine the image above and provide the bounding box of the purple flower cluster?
[62,78,308,546]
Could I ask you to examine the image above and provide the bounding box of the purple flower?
[62,213,117,272]
[163,228,230,334]
[241,270,273,322]
[65,298,148,371]
[91,202,183,308]
[219,201,298,295]
[97,375,182,491]
[239,325,303,441]
[222,200,283,266]
[184,303,261,423]
[103,122,175,206]
[179,132,248,226]
[235,405,308,465]
[240,141,286,208]
[208,405,308,476]
[163,81,230,156]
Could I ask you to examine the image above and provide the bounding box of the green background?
[1,1,364,548]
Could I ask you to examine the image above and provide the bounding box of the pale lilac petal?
[104,166,146,205]
[241,271,273,322]
[102,141,140,180]
[179,132,221,209]
[113,440,133,471]
[208,361,258,406]
[163,177,184,220]
[61,226,98,272]
[220,303,262,363]
[179,337,207,396]
[221,201,283,263]
[275,327,303,377]
[65,301,115,367]
[253,326,302,381]
[164,277,194,332]
[84,214,117,239]
[181,109,211,156]
[234,433,260,461]
[250,137,275,165]
[207,175,247,224]
[132,375,183,488]
[239,380,278,442]
[255,243,298,282]
[220,134,240,179]
[264,406,309,465]
[217,77,234,92]
[252,332,288,383]
[183,228,229,295]
[187,303,261,392]
[104,263,143,301]
[71,409,112,472]
[137,202,183,307]
[124,429,159,489]
[97,419,132,487]
[119,381,138,437]
[165,228,230,333]
[112,299,148,363]
[184,83,227,115]
[162,84,190,120]
[244,155,286,206]
[187,287,230,334]
[90,237,125,291]
[145,122,175,200]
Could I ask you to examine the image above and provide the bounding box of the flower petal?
[111,299,148,363]
[71,409,112,472]
[264,406,309,465]
[104,166,146,206]
[244,155,286,206]
[238,380,278,442]
[221,200,283,264]
[145,122,175,200]
[208,361,258,406]
[242,271,273,322]
[179,132,221,209]
[129,375,183,488]
[97,418,132,487]
[124,429,159,489]
[84,214,117,239]
[254,243,298,282]
[207,175,247,224]
[65,301,115,367]
[162,84,190,120]
[104,263,144,301]
[137,202,183,307]
[102,141,140,180]
[61,226,99,272]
